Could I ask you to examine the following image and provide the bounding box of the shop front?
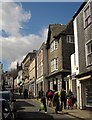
[85,80,92,107]
[48,75,62,92]
[29,79,35,97]
[77,74,92,109]
[36,76,43,97]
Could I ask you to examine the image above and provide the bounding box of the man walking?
[60,88,66,110]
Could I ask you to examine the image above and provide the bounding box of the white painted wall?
[71,53,76,74]
[73,17,82,109]
[74,18,80,75]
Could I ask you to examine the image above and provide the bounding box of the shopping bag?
[40,103,44,110]
[58,91,61,97]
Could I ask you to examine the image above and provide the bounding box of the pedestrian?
[60,88,66,110]
[46,90,50,106]
[53,91,60,114]
[68,97,73,109]
[67,90,74,109]
[19,87,22,96]
[23,89,28,99]
[72,96,77,108]
[39,94,47,113]
[29,90,33,99]
[47,90,53,107]
[39,88,43,98]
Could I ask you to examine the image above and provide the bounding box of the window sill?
[86,64,92,68]
[84,22,91,30]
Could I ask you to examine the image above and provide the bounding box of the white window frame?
[54,40,58,50]
[66,35,74,43]
[50,40,58,52]
[50,42,53,52]
[50,58,58,72]
[55,58,58,70]
[86,39,92,67]
[83,3,91,28]
[51,60,54,72]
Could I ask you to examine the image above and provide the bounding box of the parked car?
[0,91,13,102]
[0,99,14,120]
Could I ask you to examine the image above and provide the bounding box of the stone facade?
[28,56,37,96]
[22,51,37,90]
[46,22,74,91]
[36,42,48,96]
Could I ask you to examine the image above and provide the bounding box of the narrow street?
[14,93,80,120]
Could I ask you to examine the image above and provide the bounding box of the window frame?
[50,58,58,72]
[66,35,74,43]
[83,3,91,29]
[50,39,58,52]
[85,39,92,67]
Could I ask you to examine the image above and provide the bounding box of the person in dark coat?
[39,95,47,113]
[23,89,28,99]
[53,91,60,114]
[60,88,66,110]
[46,90,50,106]
[19,87,22,95]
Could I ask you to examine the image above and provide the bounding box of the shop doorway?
[53,79,58,91]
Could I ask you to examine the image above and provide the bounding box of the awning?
[78,75,91,81]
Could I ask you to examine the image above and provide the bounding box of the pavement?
[34,98,92,120]
[14,93,92,120]
[64,108,92,120]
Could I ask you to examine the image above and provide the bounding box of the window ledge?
[84,22,91,30]
[86,64,92,68]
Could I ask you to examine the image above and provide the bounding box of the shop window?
[85,84,92,106]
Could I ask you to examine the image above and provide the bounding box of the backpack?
[47,91,52,97]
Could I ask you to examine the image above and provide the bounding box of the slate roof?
[57,19,74,36]
[73,1,86,19]
[50,24,66,37]
[46,24,66,45]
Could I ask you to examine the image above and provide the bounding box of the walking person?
[47,90,53,107]
[19,87,22,96]
[68,96,73,109]
[39,94,47,113]
[23,89,28,99]
[46,90,50,106]
[53,91,60,114]
[60,88,66,110]
[68,90,74,109]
